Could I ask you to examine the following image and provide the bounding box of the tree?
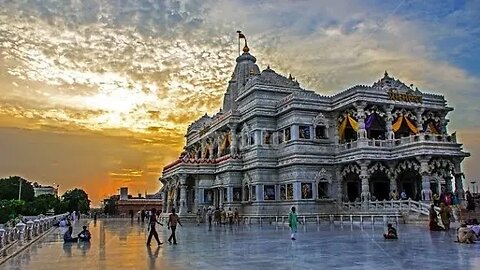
[0,176,35,201]
[103,195,118,215]
[61,188,91,214]
[30,194,60,215]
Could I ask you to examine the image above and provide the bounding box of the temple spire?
[237,30,249,55]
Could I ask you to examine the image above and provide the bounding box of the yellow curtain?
[338,118,348,140]
[428,122,439,134]
[404,117,418,134]
[347,115,359,132]
[392,116,403,132]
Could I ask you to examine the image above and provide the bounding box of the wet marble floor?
[0,219,479,270]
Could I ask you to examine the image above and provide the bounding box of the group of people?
[64,225,91,243]
[145,207,182,246]
[388,190,408,201]
[201,207,240,226]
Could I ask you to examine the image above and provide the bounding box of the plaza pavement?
[0,218,479,270]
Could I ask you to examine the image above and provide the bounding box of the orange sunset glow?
[1,1,479,205]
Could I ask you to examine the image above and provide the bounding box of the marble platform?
[0,219,478,270]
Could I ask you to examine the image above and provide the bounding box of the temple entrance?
[396,169,421,200]
[369,172,390,201]
[344,172,360,202]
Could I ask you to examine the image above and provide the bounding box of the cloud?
[0,0,479,203]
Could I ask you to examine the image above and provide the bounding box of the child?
[383,223,398,239]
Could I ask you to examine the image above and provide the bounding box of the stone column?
[255,130,262,146]
[385,105,395,140]
[178,174,187,214]
[359,162,370,202]
[419,158,432,202]
[291,125,299,140]
[416,108,424,133]
[293,182,301,201]
[229,124,238,155]
[256,185,263,201]
[162,187,168,213]
[389,175,397,196]
[227,186,233,203]
[453,159,465,201]
[208,138,215,160]
[354,102,367,140]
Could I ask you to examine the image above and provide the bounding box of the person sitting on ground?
[78,225,91,242]
[457,222,477,244]
[64,226,78,243]
[383,223,398,239]
[468,219,480,237]
[429,205,444,231]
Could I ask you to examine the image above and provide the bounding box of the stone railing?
[0,213,68,256]
[337,133,456,152]
[342,199,438,216]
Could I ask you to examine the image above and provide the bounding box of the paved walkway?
[0,219,479,270]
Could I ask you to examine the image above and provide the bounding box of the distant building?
[110,187,163,216]
[33,185,58,197]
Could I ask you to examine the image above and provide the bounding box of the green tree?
[103,195,118,215]
[0,176,35,201]
[30,194,60,215]
[61,188,91,214]
[0,199,25,223]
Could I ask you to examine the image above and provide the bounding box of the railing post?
[26,220,34,241]
[34,219,40,236]
[16,221,26,245]
[0,228,5,249]
[316,215,319,225]
[303,216,306,225]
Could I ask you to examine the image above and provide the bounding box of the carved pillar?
[227,186,233,203]
[416,108,424,133]
[178,174,187,214]
[162,186,168,213]
[256,185,263,201]
[419,157,432,202]
[359,162,370,202]
[255,130,262,145]
[333,112,340,145]
[208,138,215,160]
[354,102,367,140]
[293,182,301,201]
[453,159,465,201]
[385,105,394,140]
[336,168,343,201]
[291,125,299,141]
[229,125,238,155]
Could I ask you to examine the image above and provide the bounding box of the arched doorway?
[369,171,390,201]
[396,169,421,200]
[344,172,361,202]
[366,113,386,140]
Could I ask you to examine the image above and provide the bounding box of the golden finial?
[243,41,249,53]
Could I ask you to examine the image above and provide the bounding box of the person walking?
[146,208,163,246]
[288,206,299,240]
[196,208,202,226]
[167,208,182,244]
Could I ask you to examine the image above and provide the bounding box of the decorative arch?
[392,108,418,137]
[313,113,329,139]
[341,163,361,177]
[368,162,393,178]
[315,168,332,199]
[394,159,420,176]
[394,159,422,200]
[315,168,332,183]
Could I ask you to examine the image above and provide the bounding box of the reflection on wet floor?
[0,219,479,270]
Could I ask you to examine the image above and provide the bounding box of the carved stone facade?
[160,45,469,216]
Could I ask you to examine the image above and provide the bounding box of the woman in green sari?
[288,206,299,240]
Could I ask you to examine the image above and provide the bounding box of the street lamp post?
[18,180,22,201]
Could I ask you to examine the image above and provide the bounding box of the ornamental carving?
[394,160,420,175]
[341,163,361,177]
[313,113,329,128]
[428,158,454,172]
[392,108,417,120]
[315,168,332,183]
[367,162,393,178]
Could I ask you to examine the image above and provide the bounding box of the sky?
[0,0,479,204]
